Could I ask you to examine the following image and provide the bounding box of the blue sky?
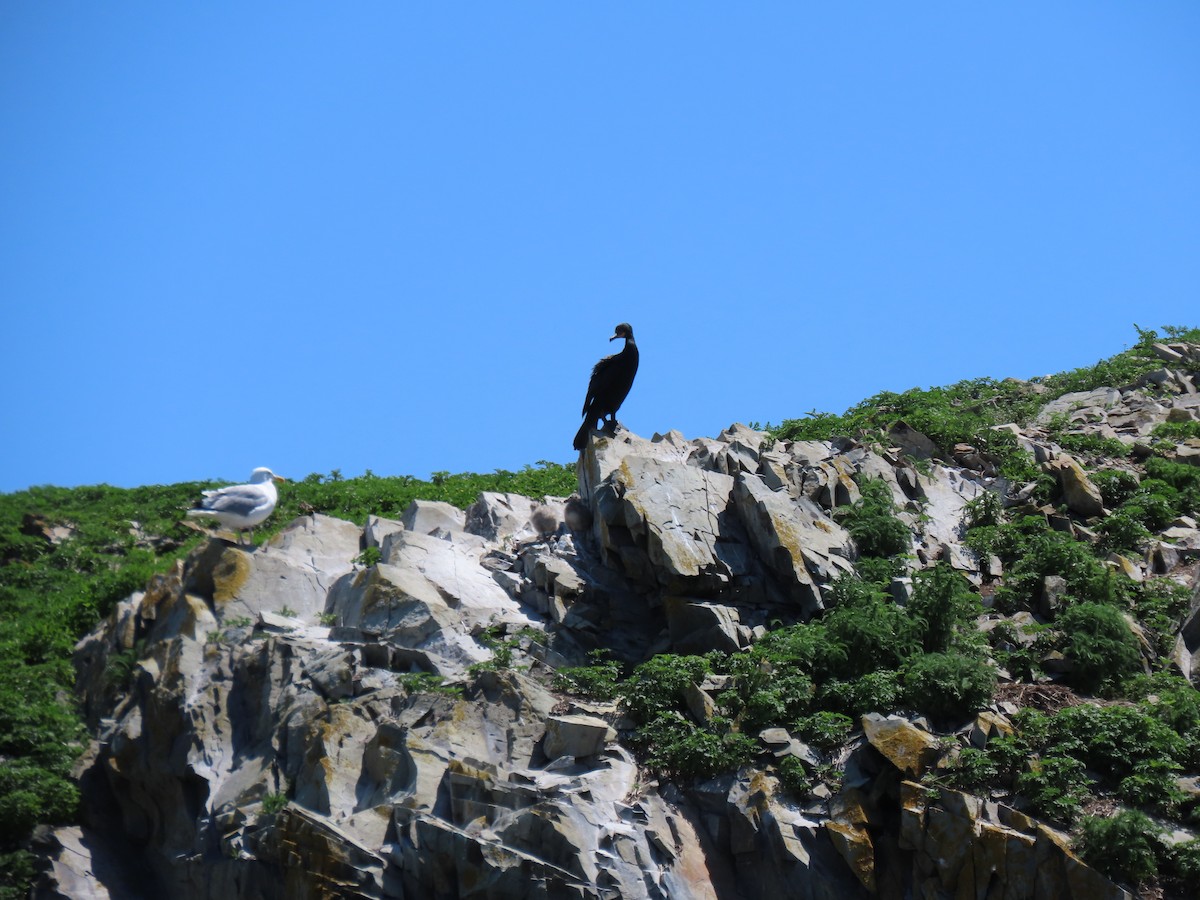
[2,3,1197,492]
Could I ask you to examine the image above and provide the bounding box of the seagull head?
[249,467,286,484]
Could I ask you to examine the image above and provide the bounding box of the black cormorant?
[573,323,639,451]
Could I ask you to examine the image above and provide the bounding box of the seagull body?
[187,467,284,544]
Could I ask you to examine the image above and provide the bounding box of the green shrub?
[756,622,847,678]
[940,747,1000,791]
[717,651,813,732]
[1091,469,1141,508]
[1050,431,1130,458]
[1016,755,1090,824]
[821,576,916,679]
[1162,839,1200,889]
[1049,703,1186,786]
[991,522,1116,613]
[902,652,996,722]
[962,490,1004,529]
[907,564,981,653]
[777,755,813,797]
[1122,671,1200,768]
[1053,603,1142,695]
[1143,457,1200,513]
[621,655,712,724]
[636,712,756,780]
[818,670,904,718]
[1095,507,1151,554]
[1151,420,1200,442]
[792,711,855,750]
[1076,809,1161,884]
[838,478,910,559]
[261,792,288,815]
[1129,581,1193,662]
[554,653,623,701]
[0,763,78,843]
[1118,758,1184,814]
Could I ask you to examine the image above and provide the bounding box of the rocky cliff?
[36,342,1200,899]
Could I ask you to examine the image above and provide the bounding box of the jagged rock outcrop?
[44,354,1200,899]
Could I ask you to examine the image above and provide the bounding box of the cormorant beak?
[609,333,621,341]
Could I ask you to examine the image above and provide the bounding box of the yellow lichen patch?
[211,548,252,604]
[142,565,183,609]
[826,820,876,892]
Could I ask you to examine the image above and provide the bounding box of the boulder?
[1049,455,1104,518]
[594,454,743,593]
[400,499,465,535]
[861,714,940,778]
[731,473,855,615]
[663,597,747,653]
[542,714,613,760]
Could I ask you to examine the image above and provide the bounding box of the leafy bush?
[1151,420,1200,442]
[822,588,916,679]
[621,655,712,724]
[553,652,623,701]
[962,490,1003,529]
[989,519,1117,613]
[902,652,996,722]
[1122,671,1200,770]
[1095,507,1152,554]
[1143,457,1200,513]
[1016,755,1090,824]
[818,670,905,718]
[1048,430,1130,459]
[1076,809,1161,884]
[1091,469,1141,508]
[792,711,854,750]
[756,622,847,678]
[1048,703,1186,803]
[907,564,981,653]
[717,651,813,732]
[1053,603,1142,695]
[940,747,1000,791]
[837,478,910,559]
[1128,581,1193,662]
[635,712,756,779]
[777,755,813,797]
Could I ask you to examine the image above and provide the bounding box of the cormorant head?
[609,323,634,341]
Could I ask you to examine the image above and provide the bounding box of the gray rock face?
[55,393,1186,898]
[1049,454,1105,518]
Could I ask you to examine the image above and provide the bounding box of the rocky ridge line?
[36,341,1200,899]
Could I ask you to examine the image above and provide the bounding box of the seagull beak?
[274,475,287,483]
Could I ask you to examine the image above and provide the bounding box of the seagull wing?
[197,484,271,517]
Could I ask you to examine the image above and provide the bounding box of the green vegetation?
[557,561,994,782]
[941,701,1189,830]
[768,325,1200,464]
[835,478,910,558]
[0,461,574,896]
[1052,602,1142,695]
[552,651,623,700]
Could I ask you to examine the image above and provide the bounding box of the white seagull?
[187,467,285,545]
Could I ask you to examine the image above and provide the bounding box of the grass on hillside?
[767,324,1200,470]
